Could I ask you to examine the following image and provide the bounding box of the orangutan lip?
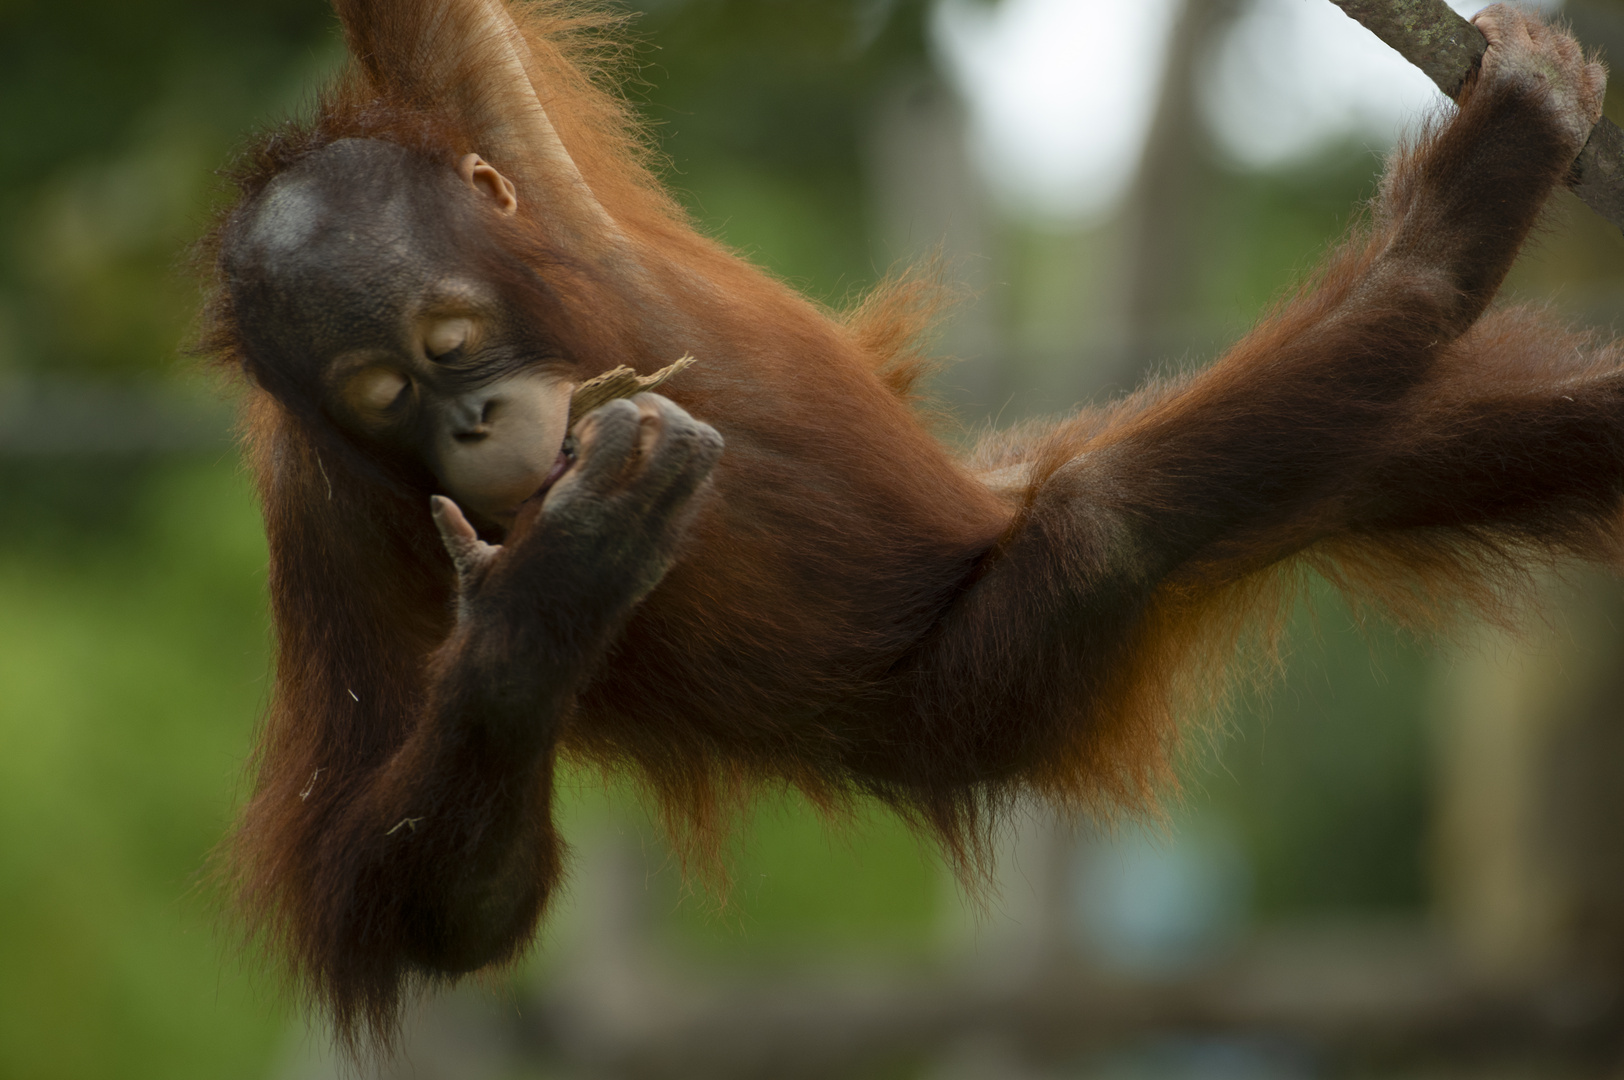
[532,448,573,499]
[504,449,574,534]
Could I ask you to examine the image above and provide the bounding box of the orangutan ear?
[457,154,519,216]
[334,0,617,245]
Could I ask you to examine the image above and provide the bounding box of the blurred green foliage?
[0,0,339,379]
[0,461,283,1079]
[0,3,340,1075]
[662,797,944,961]
[1205,589,1433,915]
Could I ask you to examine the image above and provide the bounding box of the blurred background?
[4,0,1624,1076]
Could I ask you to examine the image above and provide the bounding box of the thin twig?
[385,817,423,836]
[315,452,334,501]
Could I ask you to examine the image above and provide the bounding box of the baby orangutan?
[207,0,1619,1050]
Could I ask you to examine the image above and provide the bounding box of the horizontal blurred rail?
[0,378,233,457]
[1329,0,1624,234]
[522,922,1624,1078]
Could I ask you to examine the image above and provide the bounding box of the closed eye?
[345,366,412,423]
[424,317,476,362]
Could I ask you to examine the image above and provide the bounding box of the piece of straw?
[567,354,696,430]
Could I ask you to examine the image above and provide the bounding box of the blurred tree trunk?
[1433,577,1624,996]
[867,73,1001,422]
[936,0,1252,971]
[1115,0,1242,388]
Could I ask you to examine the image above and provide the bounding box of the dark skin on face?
[318,152,585,531]
[231,140,697,535]
[322,298,578,531]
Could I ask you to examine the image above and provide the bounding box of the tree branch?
[1330,0,1624,234]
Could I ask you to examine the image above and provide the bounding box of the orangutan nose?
[449,395,496,442]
